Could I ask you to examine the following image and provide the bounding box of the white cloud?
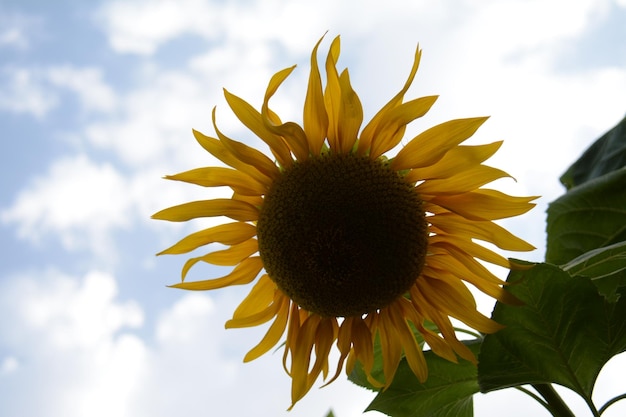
[131,291,387,417]
[0,356,19,375]
[4,270,143,350]
[47,66,117,113]
[0,67,58,117]
[0,11,41,51]
[0,65,117,117]
[0,269,147,417]
[0,27,28,49]
[1,154,132,256]
[84,71,217,168]
[0,269,382,417]
[96,0,220,55]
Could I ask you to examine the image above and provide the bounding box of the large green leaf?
[545,167,626,265]
[562,240,626,302]
[351,340,480,417]
[478,263,626,400]
[560,115,626,190]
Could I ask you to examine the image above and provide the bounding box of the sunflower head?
[153,34,537,408]
[257,152,429,317]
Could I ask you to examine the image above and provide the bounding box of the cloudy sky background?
[1,0,626,416]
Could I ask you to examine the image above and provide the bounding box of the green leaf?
[562,241,626,301]
[352,340,480,417]
[478,263,626,400]
[545,167,626,265]
[560,115,626,189]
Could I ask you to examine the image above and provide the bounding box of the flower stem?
[532,384,576,417]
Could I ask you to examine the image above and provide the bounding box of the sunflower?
[153,35,536,408]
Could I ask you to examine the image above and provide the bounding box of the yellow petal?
[152,198,258,222]
[427,247,503,285]
[307,318,335,383]
[391,117,489,171]
[358,46,422,155]
[417,277,502,334]
[289,314,321,409]
[192,129,273,188]
[336,69,363,153]
[283,303,302,376]
[211,108,281,181]
[416,165,511,195]
[378,308,403,387]
[232,192,264,207]
[406,287,458,362]
[406,141,503,182]
[261,66,310,161]
[170,256,263,290]
[324,317,353,386]
[231,274,275,319]
[369,95,438,159]
[351,318,374,375]
[165,167,266,196]
[429,189,537,221]
[420,303,477,363]
[324,35,342,152]
[428,212,536,251]
[200,238,258,266]
[426,251,519,304]
[303,35,329,155]
[223,89,293,168]
[157,222,256,255]
[388,301,427,382]
[227,291,282,328]
[430,236,511,268]
[180,239,258,279]
[243,295,290,361]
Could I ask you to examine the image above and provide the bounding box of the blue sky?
[1,0,626,416]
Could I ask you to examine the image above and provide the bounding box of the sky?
[1,0,626,416]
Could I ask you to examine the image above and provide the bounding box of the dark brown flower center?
[257,153,428,317]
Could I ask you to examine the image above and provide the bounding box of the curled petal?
[407,141,503,181]
[243,294,291,362]
[261,66,310,161]
[369,95,438,159]
[171,256,263,290]
[224,89,293,168]
[391,117,489,171]
[303,35,329,155]
[324,36,342,152]
[192,129,273,188]
[165,167,266,196]
[152,199,259,222]
[429,189,538,221]
[416,165,512,196]
[212,108,281,181]
[358,45,423,155]
[335,69,363,153]
[157,222,257,255]
[428,212,536,251]
[232,274,275,319]
[180,239,258,278]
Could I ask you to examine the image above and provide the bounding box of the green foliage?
[545,167,626,265]
[350,340,480,417]
[560,115,626,190]
[562,240,626,302]
[478,263,626,397]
